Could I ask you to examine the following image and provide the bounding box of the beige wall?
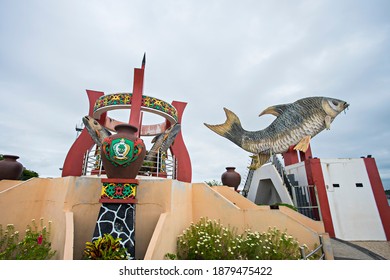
[0,178,72,259]
[0,176,331,260]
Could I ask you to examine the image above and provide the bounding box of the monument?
[62,55,193,258]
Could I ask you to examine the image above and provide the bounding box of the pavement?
[330,238,390,260]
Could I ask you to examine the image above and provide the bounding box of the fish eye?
[328,99,340,111]
[94,121,98,125]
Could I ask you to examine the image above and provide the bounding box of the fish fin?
[248,153,270,170]
[204,108,244,146]
[259,104,290,117]
[325,115,331,130]
[294,136,311,152]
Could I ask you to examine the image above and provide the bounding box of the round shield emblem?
[102,137,143,167]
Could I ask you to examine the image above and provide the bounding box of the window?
[356,183,363,188]
[333,184,340,188]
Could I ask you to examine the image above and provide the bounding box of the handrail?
[300,235,325,260]
[82,144,176,179]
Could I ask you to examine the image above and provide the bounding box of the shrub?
[0,218,56,260]
[176,217,239,260]
[83,234,129,260]
[239,227,301,260]
[172,218,306,260]
[205,180,222,186]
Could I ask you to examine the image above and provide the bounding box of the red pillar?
[170,101,192,182]
[305,158,336,237]
[129,56,145,136]
[283,144,313,166]
[363,157,390,240]
[299,144,312,161]
[283,146,299,166]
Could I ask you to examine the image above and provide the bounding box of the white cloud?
[0,0,389,189]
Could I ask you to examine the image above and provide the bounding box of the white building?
[244,149,390,241]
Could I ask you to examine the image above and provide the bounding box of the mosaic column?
[92,178,138,258]
[90,123,146,259]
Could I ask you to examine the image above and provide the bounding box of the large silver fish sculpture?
[204,96,349,169]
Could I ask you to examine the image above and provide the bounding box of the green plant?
[176,217,240,260]
[205,180,222,186]
[21,169,39,180]
[239,227,302,259]
[164,252,177,260]
[0,224,19,259]
[271,203,298,211]
[83,234,129,260]
[172,218,308,260]
[0,218,56,260]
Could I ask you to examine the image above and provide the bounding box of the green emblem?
[102,137,143,167]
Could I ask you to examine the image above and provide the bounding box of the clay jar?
[0,155,24,180]
[100,124,146,179]
[221,167,241,191]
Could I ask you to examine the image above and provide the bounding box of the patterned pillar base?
[92,178,138,259]
[99,178,138,203]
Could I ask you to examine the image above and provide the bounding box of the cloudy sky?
[0,0,389,190]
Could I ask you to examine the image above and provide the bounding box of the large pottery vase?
[221,167,241,191]
[101,124,146,179]
[0,155,23,180]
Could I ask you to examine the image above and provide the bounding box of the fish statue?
[142,123,181,174]
[204,96,349,169]
[145,123,181,163]
[82,116,112,147]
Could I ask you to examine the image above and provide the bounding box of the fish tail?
[204,108,244,147]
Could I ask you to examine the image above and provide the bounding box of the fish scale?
[204,96,349,169]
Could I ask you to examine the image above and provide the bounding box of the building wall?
[0,176,330,259]
[320,158,386,240]
[286,158,387,241]
[285,161,308,186]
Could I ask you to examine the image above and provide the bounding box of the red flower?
[37,235,43,245]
